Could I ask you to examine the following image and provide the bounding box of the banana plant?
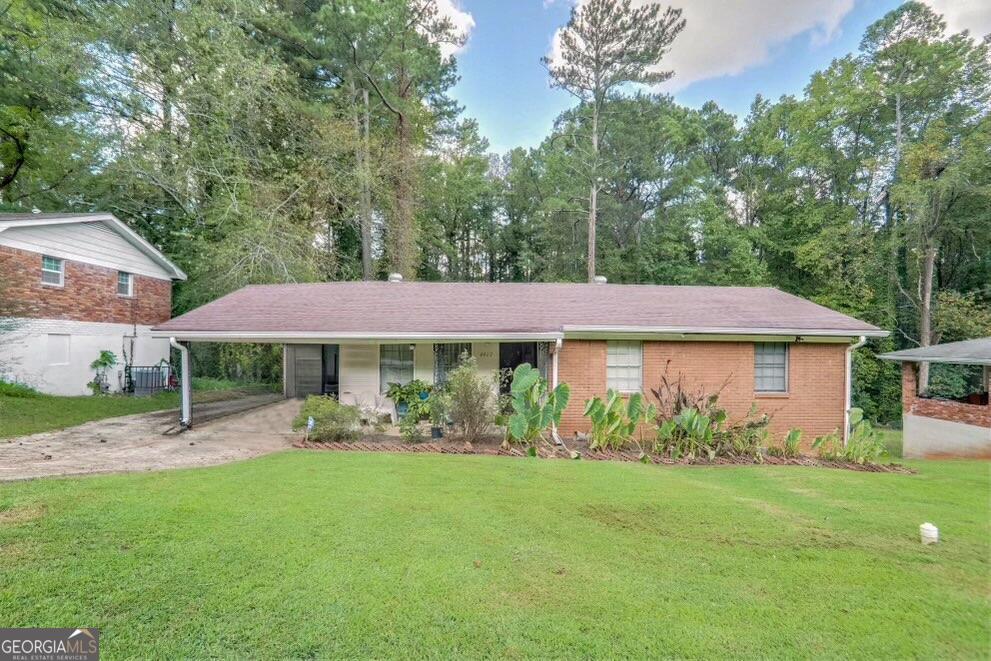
[506,363,570,447]
[583,389,656,451]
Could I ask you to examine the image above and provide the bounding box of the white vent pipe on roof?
[388,273,404,282]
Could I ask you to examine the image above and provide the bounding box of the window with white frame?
[606,341,642,393]
[754,343,788,393]
[117,271,133,296]
[380,344,414,392]
[41,255,63,286]
[434,343,471,385]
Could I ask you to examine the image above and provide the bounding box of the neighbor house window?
[755,343,788,393]
[380,344,414,392]
[434,343,471,385]
[606,341,642,393]
[41,255,63,286]
[117,271,133,296]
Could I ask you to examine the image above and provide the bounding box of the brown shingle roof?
[153,282,885,338]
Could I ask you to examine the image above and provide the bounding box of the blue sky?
[443,0,979,154]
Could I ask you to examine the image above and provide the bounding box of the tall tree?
[543,0,684,282]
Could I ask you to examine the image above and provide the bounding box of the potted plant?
[429,392,449,439]
[386,380,432,421]
[87,350,117,395]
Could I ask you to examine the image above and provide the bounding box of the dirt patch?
[0,504,46,526]
[294,439,915,473]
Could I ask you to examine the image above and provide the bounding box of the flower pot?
[396,401,409,418]
[431,426,444,439]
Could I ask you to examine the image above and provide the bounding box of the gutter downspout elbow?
[170,337,192,429]
[844,335,868,446]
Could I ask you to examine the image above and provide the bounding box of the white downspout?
[170,337,192,429]
[551,338,563,445]
[844,335,867,446]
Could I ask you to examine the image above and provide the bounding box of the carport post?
[170,337,192,429]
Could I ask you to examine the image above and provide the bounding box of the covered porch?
[162,332,562,428]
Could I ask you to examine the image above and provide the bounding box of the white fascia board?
[562,325,888,340]
[0,214,187,281]
[150,330,565,343]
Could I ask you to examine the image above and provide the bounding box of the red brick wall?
[901,363,991,428]
[0,245,172,325]
[556,339,848,445]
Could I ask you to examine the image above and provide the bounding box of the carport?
[880,337,991,458]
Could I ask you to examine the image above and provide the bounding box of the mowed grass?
[0,380,277,439]
[1,452,988,659]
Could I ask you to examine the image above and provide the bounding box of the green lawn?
[0,380,277,439]
[1,452,988,658]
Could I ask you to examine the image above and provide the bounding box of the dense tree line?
[2,1,988,422]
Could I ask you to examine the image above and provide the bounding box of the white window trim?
[117,271,134,297]
[606,340,644,394]
[41,255,64,287]
[755,342,789,394]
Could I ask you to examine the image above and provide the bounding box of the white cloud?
[923,0,991,37]
[434,0,476,60]
[547,0,856,92]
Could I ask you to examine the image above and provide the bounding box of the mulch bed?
[292,440,914,473]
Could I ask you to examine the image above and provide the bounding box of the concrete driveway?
[1,397,302,481]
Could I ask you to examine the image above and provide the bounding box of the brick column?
[902,362,917,414]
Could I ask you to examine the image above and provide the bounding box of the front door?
[322,344,339,398]
[499,342,539,393]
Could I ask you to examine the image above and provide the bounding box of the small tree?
[88,350,117,395]
[445,357,497,442]
[506,363,570,449]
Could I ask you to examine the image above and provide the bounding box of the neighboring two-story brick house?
[0,213,186,395]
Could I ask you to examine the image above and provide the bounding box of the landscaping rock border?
[293,440,914,473]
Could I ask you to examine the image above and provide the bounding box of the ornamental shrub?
[444,357,497,442]
[292,395,362,442]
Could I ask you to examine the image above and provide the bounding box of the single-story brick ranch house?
[153,278,886,443]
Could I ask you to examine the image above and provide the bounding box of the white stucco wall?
[0,317,171,395]
[903,414,991,459]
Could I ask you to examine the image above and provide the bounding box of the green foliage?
[0,380,41,398]
[443,357,497,441]
[506,364,570,447]
[87,350,117,395]
[89,351,116,371]
[583,390,657,451]
[399,416,425,444]
[769,429,804,458]
[292,395,362,442]
[812,409,887,465]
[428,391,449,427]
[3,0,987,429]
[386,380,432,421]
